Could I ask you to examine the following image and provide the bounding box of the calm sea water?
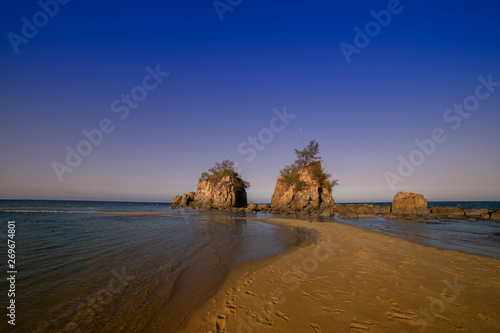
[335,201,500,259]
[1,200,499,332]
[0,200,306,332]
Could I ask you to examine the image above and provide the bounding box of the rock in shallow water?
[391,191,428,215]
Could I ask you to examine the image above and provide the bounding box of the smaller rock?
[320,208,335,217]
[490,210,500,221]
[431,206,464,218]
[171,195,182,209]
[465,208,489,218]
[392,191,428,215]
[480,213,490,220]
[245,201,257,213]
[338,213,359,219]
[257,204,271,212]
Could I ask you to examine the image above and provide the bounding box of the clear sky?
[1,0,499,203]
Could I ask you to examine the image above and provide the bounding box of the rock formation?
[192,176,247,209]
[465,208,489,219]
[271,162,335,213]
[430,206,464,218]
[391,191,428,215]
[171,175,247,210]
[332,204,391,219]
[490,210,500,221]
[171,192,195,209]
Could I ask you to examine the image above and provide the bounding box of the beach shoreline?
[180,217,500,332]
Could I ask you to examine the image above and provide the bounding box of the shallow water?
[335,216,500,259]
[0,200,306,332]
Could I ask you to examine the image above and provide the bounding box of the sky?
[1,0,499,203]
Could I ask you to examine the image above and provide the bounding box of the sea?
[0,200,307,332]
[334,201,500,259]
[1,200,499,332]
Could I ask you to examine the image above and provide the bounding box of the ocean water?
[0,200,307,332]
[335,201,500,259]
[2,200,499,332]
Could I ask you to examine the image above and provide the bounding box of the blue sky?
[1,0,499,203]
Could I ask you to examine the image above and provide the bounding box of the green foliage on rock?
[278,140,338,191]
[279,164,307,191]
[200,159,250,190]
[294,140,322,168]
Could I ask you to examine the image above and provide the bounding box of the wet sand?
[180,217,500,332]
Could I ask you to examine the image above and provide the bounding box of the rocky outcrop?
[490,210,500,221]
[430,206,464,218]
[171,192,195,209]
[329,204,390,219]
[465,208,489,219]
[245,201,257,213]
[171,176,247,210]
[392,191,428,215]
[271,163,335,213]
[193,176,247,209]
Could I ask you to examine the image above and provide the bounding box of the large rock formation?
[271,162,334,212]
[171,176,247,210]
[193,176,247,209]
[392,191,428,215]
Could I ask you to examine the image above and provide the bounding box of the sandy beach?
[180,217,500,332]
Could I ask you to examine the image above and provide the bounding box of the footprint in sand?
[349,322,371,330]
[275,311,289,321]
[245,290,257,296]
[309,322,322,332]
[245,309,256,318]
[315,289,333,300]
[243,278,255,287]
[216,315,227,333]
[323,280,335,287]
[256,316,274,326]
[477,313,493,324]
[321,306,344,313]
[302,291,319,300]
[225,301,237,313]
[385,309,414,320]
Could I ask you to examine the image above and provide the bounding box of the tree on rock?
[272,140,338,212]
[294,139,321,168]
[201,159,250,191]
[279,140,338,192]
